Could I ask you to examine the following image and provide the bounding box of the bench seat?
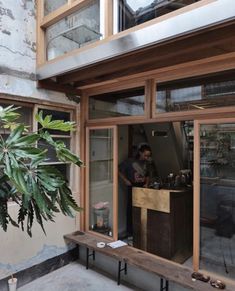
[64,231,234,291]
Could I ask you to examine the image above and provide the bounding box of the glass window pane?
[89,129,113,237]
[44,0,67,16]
[89,87,145,119]
[117,0,198,32]
[38,138,70,163]
[200,123,235,279]
[46,0,101,60]
[0,103,33,132]
[156,78,235,113]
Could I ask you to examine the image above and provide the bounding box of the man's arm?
[118,171,132,186]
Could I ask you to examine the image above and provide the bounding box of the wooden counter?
[132,187,193,263]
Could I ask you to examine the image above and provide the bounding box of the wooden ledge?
[64,231,235,291]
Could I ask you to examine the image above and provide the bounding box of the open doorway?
[118,121,194,265]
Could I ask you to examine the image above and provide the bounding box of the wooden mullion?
[104,0,113,38]
[79,93,87,231]
[113,125,118,240]
[37,79,82,96]
[145,79,155,119]
[40,0,93,29]
[193,120,200,271]
[36,0,46,65]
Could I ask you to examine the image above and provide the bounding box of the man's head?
[137,143,151,161]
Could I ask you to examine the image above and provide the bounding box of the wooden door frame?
[85,125,118,240]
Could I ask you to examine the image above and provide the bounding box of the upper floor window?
[46,0,102,61]
[89,86,145,119]
[44,0,68,16]
[156,76,235,113]
[116,0,199,32]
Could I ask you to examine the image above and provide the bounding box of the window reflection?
[200,123,235,279]
[46,0,101,60]
[44,0,67,16]
[89,87,145,119]
[156,78,235,113]
[89,129,114,236]
[118,0,199,32]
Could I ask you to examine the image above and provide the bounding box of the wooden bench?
[64,231,234,291]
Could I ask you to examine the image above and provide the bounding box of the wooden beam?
[37,79,82,96]
[57,23,235,86]
[81,51,235,94]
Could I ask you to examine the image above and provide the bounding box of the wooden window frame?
[193,117,235,272]
[37,0,112,65]
[35,104,76,189]
[86,80,150,124]
[36,0,212,66]
[85,125,118,240]
[81,70,235,280]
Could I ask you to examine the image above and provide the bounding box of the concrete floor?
[18,262,137,291]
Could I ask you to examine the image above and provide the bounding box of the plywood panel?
[132,187,170,213]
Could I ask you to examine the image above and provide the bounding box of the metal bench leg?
[77,245,80,260]
[86,247,95,270]
[117,261,127,285]
[160,278,169,291]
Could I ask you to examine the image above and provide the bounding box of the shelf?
[48,24,102,49]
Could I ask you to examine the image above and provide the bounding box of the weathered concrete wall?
[0,0,77,104]
[0,0,79,281]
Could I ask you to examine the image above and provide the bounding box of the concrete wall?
[0,0,79,280]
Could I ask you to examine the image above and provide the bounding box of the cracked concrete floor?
[18,262,136,291]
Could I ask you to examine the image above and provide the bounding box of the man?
[119,143,151,236]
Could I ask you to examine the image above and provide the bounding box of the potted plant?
[0,105,82,236]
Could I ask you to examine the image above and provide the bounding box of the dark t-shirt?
[119,158,150,187]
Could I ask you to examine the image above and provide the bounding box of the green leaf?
[5,124,25,146]
[0,105,21,123]
[9,168,30,196]
[56,148,83,166]
[14,134,40,147]
[36,110,75,132]
[0,106,83,236]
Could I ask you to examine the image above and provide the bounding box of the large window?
[89,86,145,119]
[199,122,235,279]
[37,108,73,181]
[87,128,115,237]
[116,0,199,32]
[46,0,101,61]
[156,77,235,113]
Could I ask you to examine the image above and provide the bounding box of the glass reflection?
[44,0,67,16]
[156,79,235,113]
[200,123,235,279]
[89,87,145,119]
[118,0,199,32]
[46,0,101,60]
[89,129,114,236]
